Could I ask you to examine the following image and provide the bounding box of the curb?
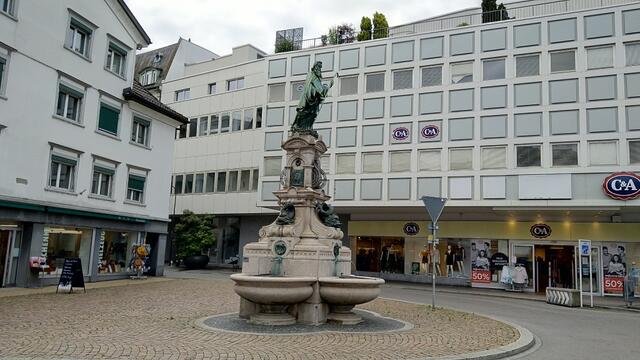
[380,297,536,360]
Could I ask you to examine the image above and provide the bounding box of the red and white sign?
[472,269,491,283]
[604,275,624,293]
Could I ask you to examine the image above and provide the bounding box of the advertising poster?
[603,244,627,294]
[471,241,491,284]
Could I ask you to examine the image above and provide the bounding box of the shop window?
[451,61,473,84]
[261,181,279,201]
[549,18,577,43]
[449,148,473,170]
[228,171,239,192]
[361,179,382,200]
[481,28,506,52]
[334,179,355,200]
[392,41,414,63]
[516,144,541,167]
[362,152,383,173]
[417,177,441,198]
[587,76,616,101]
[481,115,507,138]
[450,32,474,56]
[317,103,332,123]
[481,146,506,169]
[449,89,474,112]
[549,79,578,104]
[365,72,385,93]
[216,172,227,192]
[514,112,542,137]
[392,69,413,90]
[362,124,383,146]
[471,240,511,287]
[390,95,412,117]
[336,153,356,174]
[339,48,359,70]
[483,58,505,80]
[340,76,358,96]
[266,107,284,127]
[363,98,384,119]
[550,110,579,135]
[625,42,640,66]
[291,55,309,76]
[389,151,411,172]
[449,117,473,141]
[421,36,443,59]
[268,58,286,78]
[268,83,285,102]
[514,23,540,48]
[481,86,506,109]
[220,113,230,133]
[550,50,575,73]
[198,116,208,136]
[317,128,331,146]
[587,45,613,70]
[589,141,618,165]
[552,143,578,166]
[388,178,410,200]
[174,174,184,194]
[264,157,282,176]
[365,45,386,67]
[126,170,146,203]
[355,237,404,273]
[421,65,442,87]
[629,140,640,164]
[98,231,137,274]
[194,173,204,193]
[264,131,283,151]
[315,52,334,71]
[205,173,215,192]
[337,100,357,121]
[625,73,640,98]
[336,127,356,147]
[419,92,442,114]
[418,149,441,171]
[587,107,618,133]
[585,13,614,39]
[626,105,640,130]
[41,227,92,276]
[515,54,539,77]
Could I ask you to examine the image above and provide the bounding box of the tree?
[482,0,508,23]
[174,210,216,259]
[336,23,356,44]
[275,38,295,53]
[357,16,372,41]
[372,12,389,39]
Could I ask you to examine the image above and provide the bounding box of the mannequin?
[432,244,441,276]
[455,242,465,275]
[445,245,454,277]
[419,245,430,274]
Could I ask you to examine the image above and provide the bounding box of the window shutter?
[51,154,77,166]
[134,116,151,126]
[128,175,145,191]
[59,84,84,98]
[94,165,115,176]
[99,104,120,134]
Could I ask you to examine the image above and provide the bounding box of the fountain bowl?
[319,275,385,325]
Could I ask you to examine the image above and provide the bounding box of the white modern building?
[0,0,187,287]
[165,0,640,296]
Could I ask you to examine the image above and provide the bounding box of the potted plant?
[174,210,216,269]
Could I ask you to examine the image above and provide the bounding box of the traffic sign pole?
[421,196,447,310]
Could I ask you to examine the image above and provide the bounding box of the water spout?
[271,255,283,276]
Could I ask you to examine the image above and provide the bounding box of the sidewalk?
[0,277,171,299]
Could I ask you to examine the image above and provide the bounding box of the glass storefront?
[98,231,138,274]
[355,236,404,273]
[40,226,92,276]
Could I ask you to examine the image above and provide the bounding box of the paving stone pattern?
[0,279,518,359]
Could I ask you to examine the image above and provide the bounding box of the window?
[587,107,617,133]
[268,83,285,102]
[232,111,242,131]
[482,28,506,52]
[481,86,506,109]
[390,95,412,117]
[210,114,219,134]
[336,153,356,174]
[188,118,197,137]
[318,128,331,145]
[548,18,576,43]
[392,41,414,63]
[184,174,194,194]
[251,169,259,191]
[256,107,262,128]
[481,147,506,169]
[243,109,254,130]
[624,9,640,35]
[48,150,78,191]
[418,177,442,198]
[421,66,442,87]
[291,55,309,76]
[587,76,616,101]
[516,144,541,167]
[419,120,442,142]
[126,171,146,203]
[552,143,578,166]
[216,172,227,192]
[365,45,386,66]
[550,110,579,135]
[106,42,127,77]
[228,171,239,192]
[630,140,640,164]
[334,180,355,200]
[194,174,204,193]
[339,48,359,70]
[264,157,282,176]
[239,170,251,191]
[315,52,334,71]
[390,151,411,172]
[206,173,215,192]
[177,124,186,139]
[418,149,441,171]
[227,78,244,91]
[481,115,507,138]
[175,89,190,101]
[589,141,617,165]
[451,62,473,84]
[337,101,357,121]
[549,79,578,104]
[56,84,83,122]
[139,69,159,86]
[361,179,382,200]
[0,55,5,94]
[262,181,279,200]
[362,152,383,173]
[483,58,505,80]
[65,17,93,58]
[2,0,15,16]
[515,113,542,137]
[363,98,384,119]
[268,59,286,78]
[449,117,473,141]
[220,113,230,133]
[450,32,474,56]
[514,23,540,48]
[174,174,184,194]
[131,117,150,146]
[317,103,332,123]
[291,81,304,101]
[340,76,358,95]
[514,82,541,107]
[627,105,640,131]
[98,103,120,135]
[587,46,613,69]
[196,116,207,136]
[362,124,383,146]
[421,37,443,59]
[336,127,357,147]
[392,69,412,90]
[448,148,472,170]
[366,72,384,92]
[449,89,474,112]
[585,13,614,39]
[516,54,539,77]
[208,83,216,94]
[419,92,442,114]
[550,50,575,73]
[626,42,640,66]
[390,122,412,144]
[264,132,282,150]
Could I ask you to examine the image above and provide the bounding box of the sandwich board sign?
[56,257,86,294]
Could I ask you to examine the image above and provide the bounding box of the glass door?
[512,244,535,291]
[577,245,601,295]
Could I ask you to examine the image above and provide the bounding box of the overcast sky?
[125,0,481,55]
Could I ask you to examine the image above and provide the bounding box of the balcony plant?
[174,210,216,269]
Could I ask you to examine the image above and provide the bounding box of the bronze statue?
[275,202,295,225]
[291,61,337,137]
[316,202,341,228]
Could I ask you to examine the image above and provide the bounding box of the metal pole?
[431,221,437,309]
[589,249,594,307]
[579,249,583,308]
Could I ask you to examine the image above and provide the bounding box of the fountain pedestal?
[230,133,384,325]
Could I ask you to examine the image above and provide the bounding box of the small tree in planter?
[174,210,216,269]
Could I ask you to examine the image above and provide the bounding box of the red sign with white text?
[604,275,624,293]
[472,269,491,283]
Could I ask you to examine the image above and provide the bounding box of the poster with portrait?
[471,241,491,284]
[603,244,627,294]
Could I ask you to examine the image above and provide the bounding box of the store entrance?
[535,245,575,293]
[0,230,12,287]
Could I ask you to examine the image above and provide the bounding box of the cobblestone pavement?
[0,278,518,360]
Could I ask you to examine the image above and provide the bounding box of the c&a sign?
[530,223,551,238]
[603,172,640,200]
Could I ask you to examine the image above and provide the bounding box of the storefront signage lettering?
[472,269,491,283]
[603,172,640,200]
[420,125,439,139]
[392,127,410,141]
[604,276,624,293]
[403,222,420,236]
[530,224,551,238]
[490,252,509,270]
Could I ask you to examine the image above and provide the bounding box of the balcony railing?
[274,0,637,53]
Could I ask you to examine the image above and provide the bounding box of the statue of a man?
[291,61,336,136]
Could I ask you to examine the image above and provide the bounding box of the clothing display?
[500,265,512,285]
[512,265,528,285]
[445,250,454,266]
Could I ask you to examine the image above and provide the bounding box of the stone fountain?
[230,61,384,326]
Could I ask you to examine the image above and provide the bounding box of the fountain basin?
[319,276,385,325]
[230,274,316,325]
